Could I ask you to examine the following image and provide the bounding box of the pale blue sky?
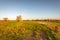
[0,0,60,20]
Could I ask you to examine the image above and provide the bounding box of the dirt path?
[22,31,47,40]
[39,22,60,32]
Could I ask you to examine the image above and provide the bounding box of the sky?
[0,0,60,20]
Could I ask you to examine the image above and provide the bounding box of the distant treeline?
[0,19,60,22]
[32,19,60,22]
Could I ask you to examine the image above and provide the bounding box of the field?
[0,20,60,40]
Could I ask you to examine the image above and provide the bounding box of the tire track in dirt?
[22,31,47,40]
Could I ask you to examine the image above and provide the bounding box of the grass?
[0,20,60,40]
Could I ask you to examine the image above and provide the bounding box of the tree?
[3,17,8,22]
[16,15,22,22]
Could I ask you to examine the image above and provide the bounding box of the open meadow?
[0,20,60,40]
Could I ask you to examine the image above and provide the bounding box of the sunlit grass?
[0,21,60,40]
